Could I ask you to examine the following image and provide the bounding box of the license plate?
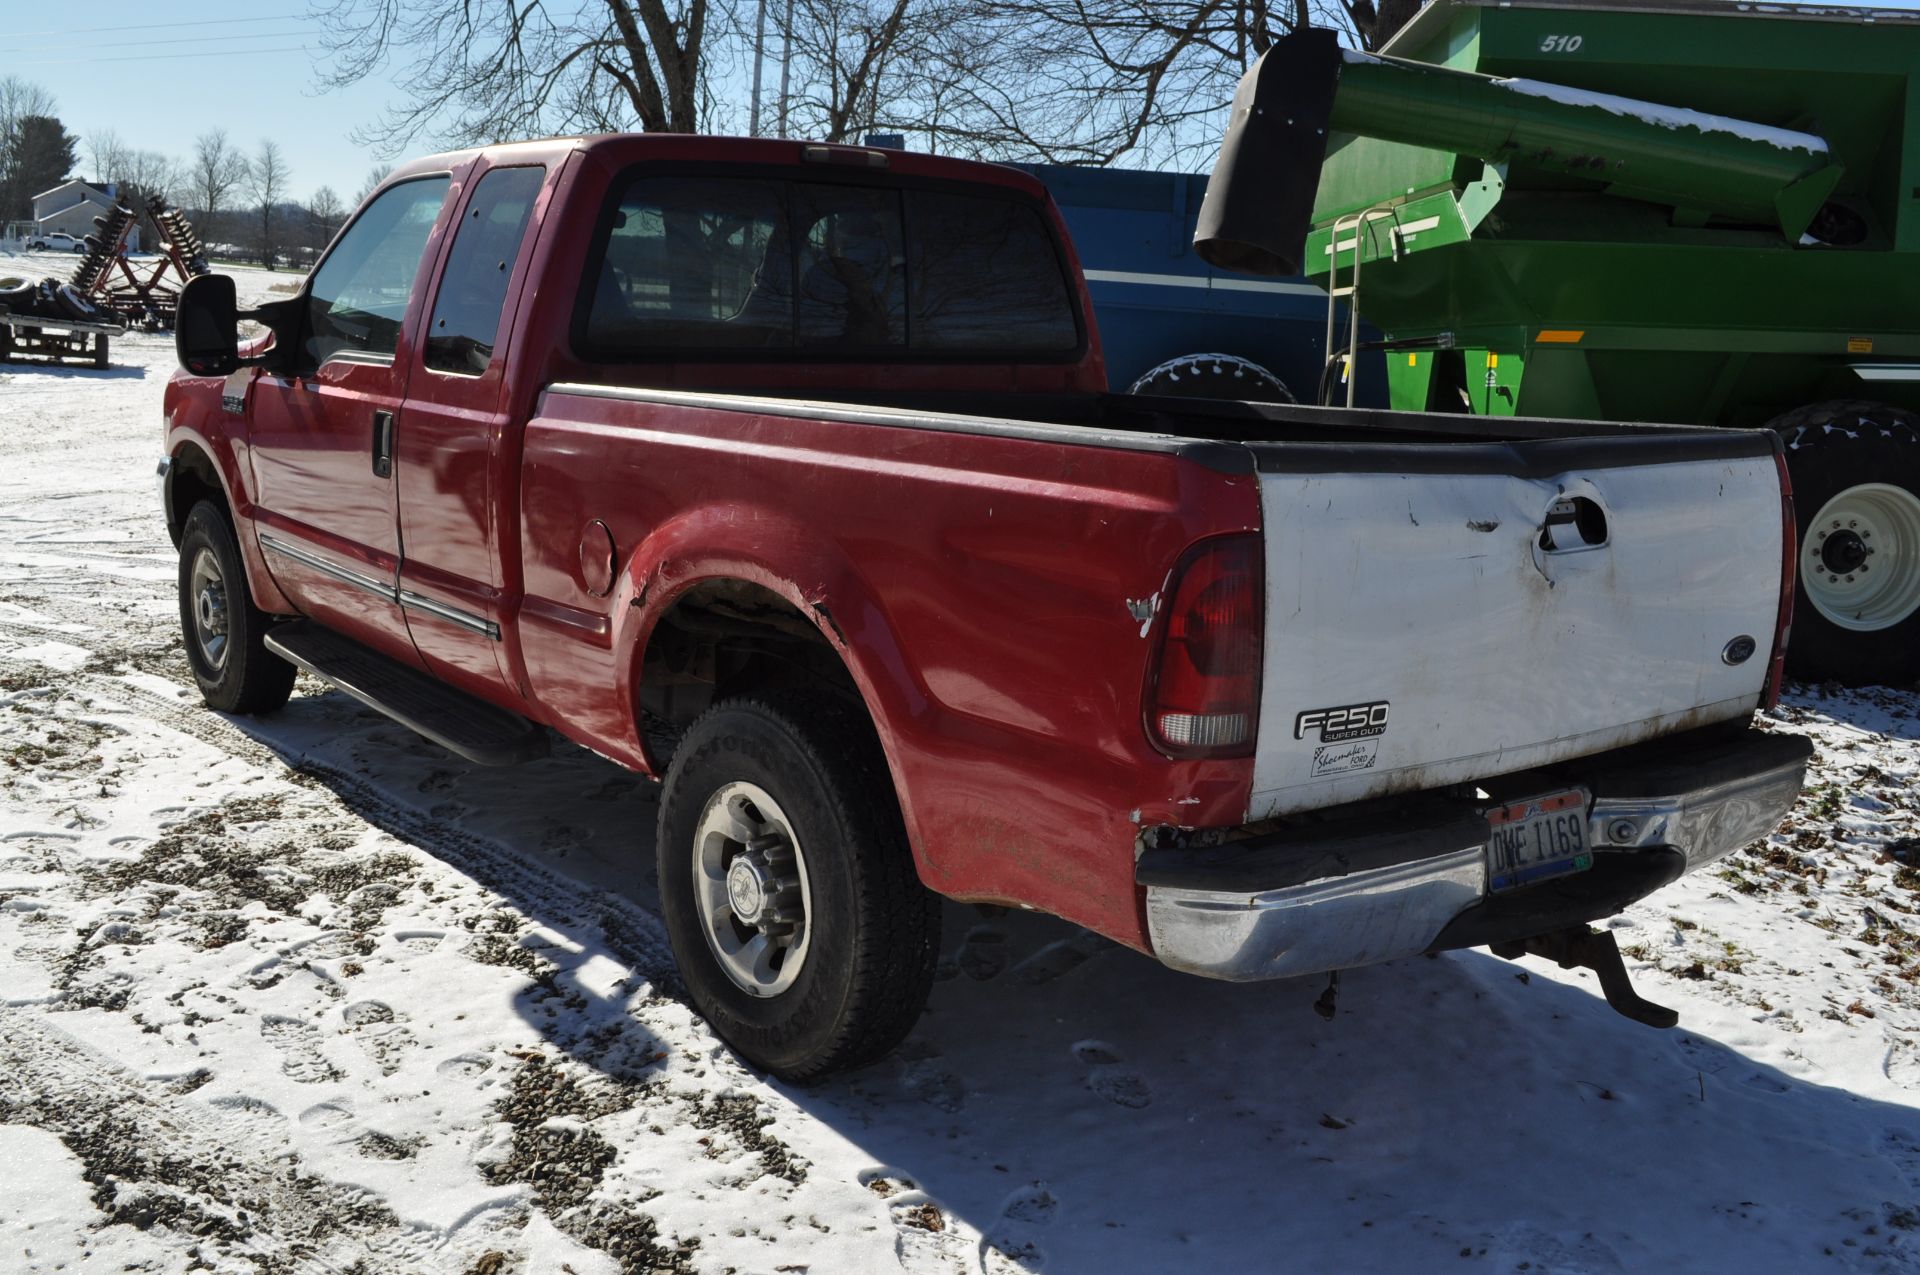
[1485,789,1592,893]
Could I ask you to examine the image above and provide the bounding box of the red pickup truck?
[162,136,1810,1080]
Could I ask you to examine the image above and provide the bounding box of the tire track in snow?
[77,668,680,994]
[0,1007,468,1274]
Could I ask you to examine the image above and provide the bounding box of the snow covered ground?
[2,251,1919,1274]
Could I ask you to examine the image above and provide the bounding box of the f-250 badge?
[1295,701,1390,743]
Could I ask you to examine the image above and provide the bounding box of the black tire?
[1128,353,1296,404]
[1771,400,1920,687]
[54,284,108,324]
[656,693,940,1082]
[177,502,296,713]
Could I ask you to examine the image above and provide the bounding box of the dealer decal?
[1294,700,1390,743]
[1313,740,1380,777]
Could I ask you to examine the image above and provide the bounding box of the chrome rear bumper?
[1141,728,1811,982]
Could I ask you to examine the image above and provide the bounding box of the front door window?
[304,176,450,366]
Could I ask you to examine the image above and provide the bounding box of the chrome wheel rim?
[692,781,813,998]
[188,547,231,671]
[1801,483,1920,632]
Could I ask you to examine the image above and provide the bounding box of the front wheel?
[177,501,295,713]
[656,693,940,1081]
[1773,400,1920,687]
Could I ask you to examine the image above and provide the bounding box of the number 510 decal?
[1540,33,1585,52]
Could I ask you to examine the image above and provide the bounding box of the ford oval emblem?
[1722,635,1757,666]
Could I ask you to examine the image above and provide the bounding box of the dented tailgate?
[1247,431,1785,820]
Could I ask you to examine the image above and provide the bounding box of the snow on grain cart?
[1197,1,1920,685]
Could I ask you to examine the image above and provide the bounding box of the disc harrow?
[67,194,212,330]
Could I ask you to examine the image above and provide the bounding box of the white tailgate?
[1250,455,1782,819]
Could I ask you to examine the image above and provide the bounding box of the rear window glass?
[906,191,1078,351]
[588,177,792,350]
[578,174,1077,359]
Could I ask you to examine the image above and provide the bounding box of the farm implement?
[1199,0,1920,685]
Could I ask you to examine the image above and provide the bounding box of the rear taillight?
[1145,535,1264,758]
[1765,449,1796,709]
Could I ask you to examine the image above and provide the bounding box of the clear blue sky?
[2,3,422,202]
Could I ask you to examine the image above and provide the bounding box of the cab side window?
[424,166,545,375]
[304,176,450,367]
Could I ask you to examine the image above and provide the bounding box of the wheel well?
[638,579,863,767]
[166,445,226,547]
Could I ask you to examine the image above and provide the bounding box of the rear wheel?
[1772,400,1920,687]
[1128,353,1295,404]
[656,692,940,1081]
[177,501,295,713]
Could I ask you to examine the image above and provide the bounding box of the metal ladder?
[1320,205,1404,407]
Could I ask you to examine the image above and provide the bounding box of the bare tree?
[116,149,182,245]
[86,129,129,187]
[0,76,56,141]
[120,150,179,203]
[75,137,181,245]
[312,0,713,153]
[353,163,394,206]
[306,0,1408,176]
[309,185,346,247]
[776,0,917,143]
[0,76,62,221]
[246,139,291,269]
[1338,0,1420,54]
[190,129,248,220]
[867,2,1408,167]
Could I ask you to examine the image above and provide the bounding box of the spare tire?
[1772,400,1920,688]
[1128,353,1296,404]
[54,284,110,324]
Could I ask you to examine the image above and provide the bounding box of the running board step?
[265,621,547,767]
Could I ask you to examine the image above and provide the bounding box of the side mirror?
[176,273,240,377]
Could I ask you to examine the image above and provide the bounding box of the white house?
[31,180,140,252]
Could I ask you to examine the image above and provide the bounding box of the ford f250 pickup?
[161,135,1811,1080]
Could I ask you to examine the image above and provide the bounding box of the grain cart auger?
[1196,1,1920,686]
[70,194,212,330]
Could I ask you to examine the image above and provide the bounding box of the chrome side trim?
[398,588,500,640]
[257,531,398,601]
[544,381,1177,441]
[155,456,172,510]
[538,381,1259,478]
[322,350,395,369]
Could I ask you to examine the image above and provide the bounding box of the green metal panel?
[1327,50,1840,236]
[1300,0,1920,428]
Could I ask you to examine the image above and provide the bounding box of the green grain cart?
[1196,0,1920,685]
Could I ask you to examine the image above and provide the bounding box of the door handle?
[371,410,394,478]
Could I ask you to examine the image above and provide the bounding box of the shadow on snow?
[218,685,1920,1275]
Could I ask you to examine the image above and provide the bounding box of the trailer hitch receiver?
[1492,926,1679,1029]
